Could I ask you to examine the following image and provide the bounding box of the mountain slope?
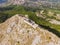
[0,0,60,8]
[0,14,60,45]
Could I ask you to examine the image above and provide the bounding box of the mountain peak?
[0,14,60,45]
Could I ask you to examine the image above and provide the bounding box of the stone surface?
[0,14,60,45]
[0,0,25,7]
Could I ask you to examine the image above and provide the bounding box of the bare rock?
[0,14,60,45]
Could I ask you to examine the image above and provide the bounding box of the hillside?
[0,1,60,45]
[0,5,60,37]
[0,14,60,45]
[0,0,60,8]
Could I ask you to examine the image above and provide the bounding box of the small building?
[24,18,38,28]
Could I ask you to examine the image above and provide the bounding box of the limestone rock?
[0,14,60,45]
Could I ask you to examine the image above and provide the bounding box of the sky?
[0,0,7,4]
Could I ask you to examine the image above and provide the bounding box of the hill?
[0,14,60,45]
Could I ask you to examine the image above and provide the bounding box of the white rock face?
[13,0,25,5]
[0,0,25,7]
[0,14,60,45]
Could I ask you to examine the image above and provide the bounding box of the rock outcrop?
[0,0,25,7]
[13,0,25,5]
[0,14,60,45]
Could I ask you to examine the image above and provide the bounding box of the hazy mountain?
[0,0,8,4]
[48,0,60,2]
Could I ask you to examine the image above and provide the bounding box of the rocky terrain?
[0,0,60,8]
[0,14,60,45]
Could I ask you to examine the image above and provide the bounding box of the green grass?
[47,8,60,14]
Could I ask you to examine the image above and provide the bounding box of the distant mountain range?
[42,0,60,2]
[0,0,60,8]
[28,0,60,2]
[0,0,60,4]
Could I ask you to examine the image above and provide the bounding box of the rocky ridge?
[0,14,60,45]
[0,0,60,8]
[0,0,25,7]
